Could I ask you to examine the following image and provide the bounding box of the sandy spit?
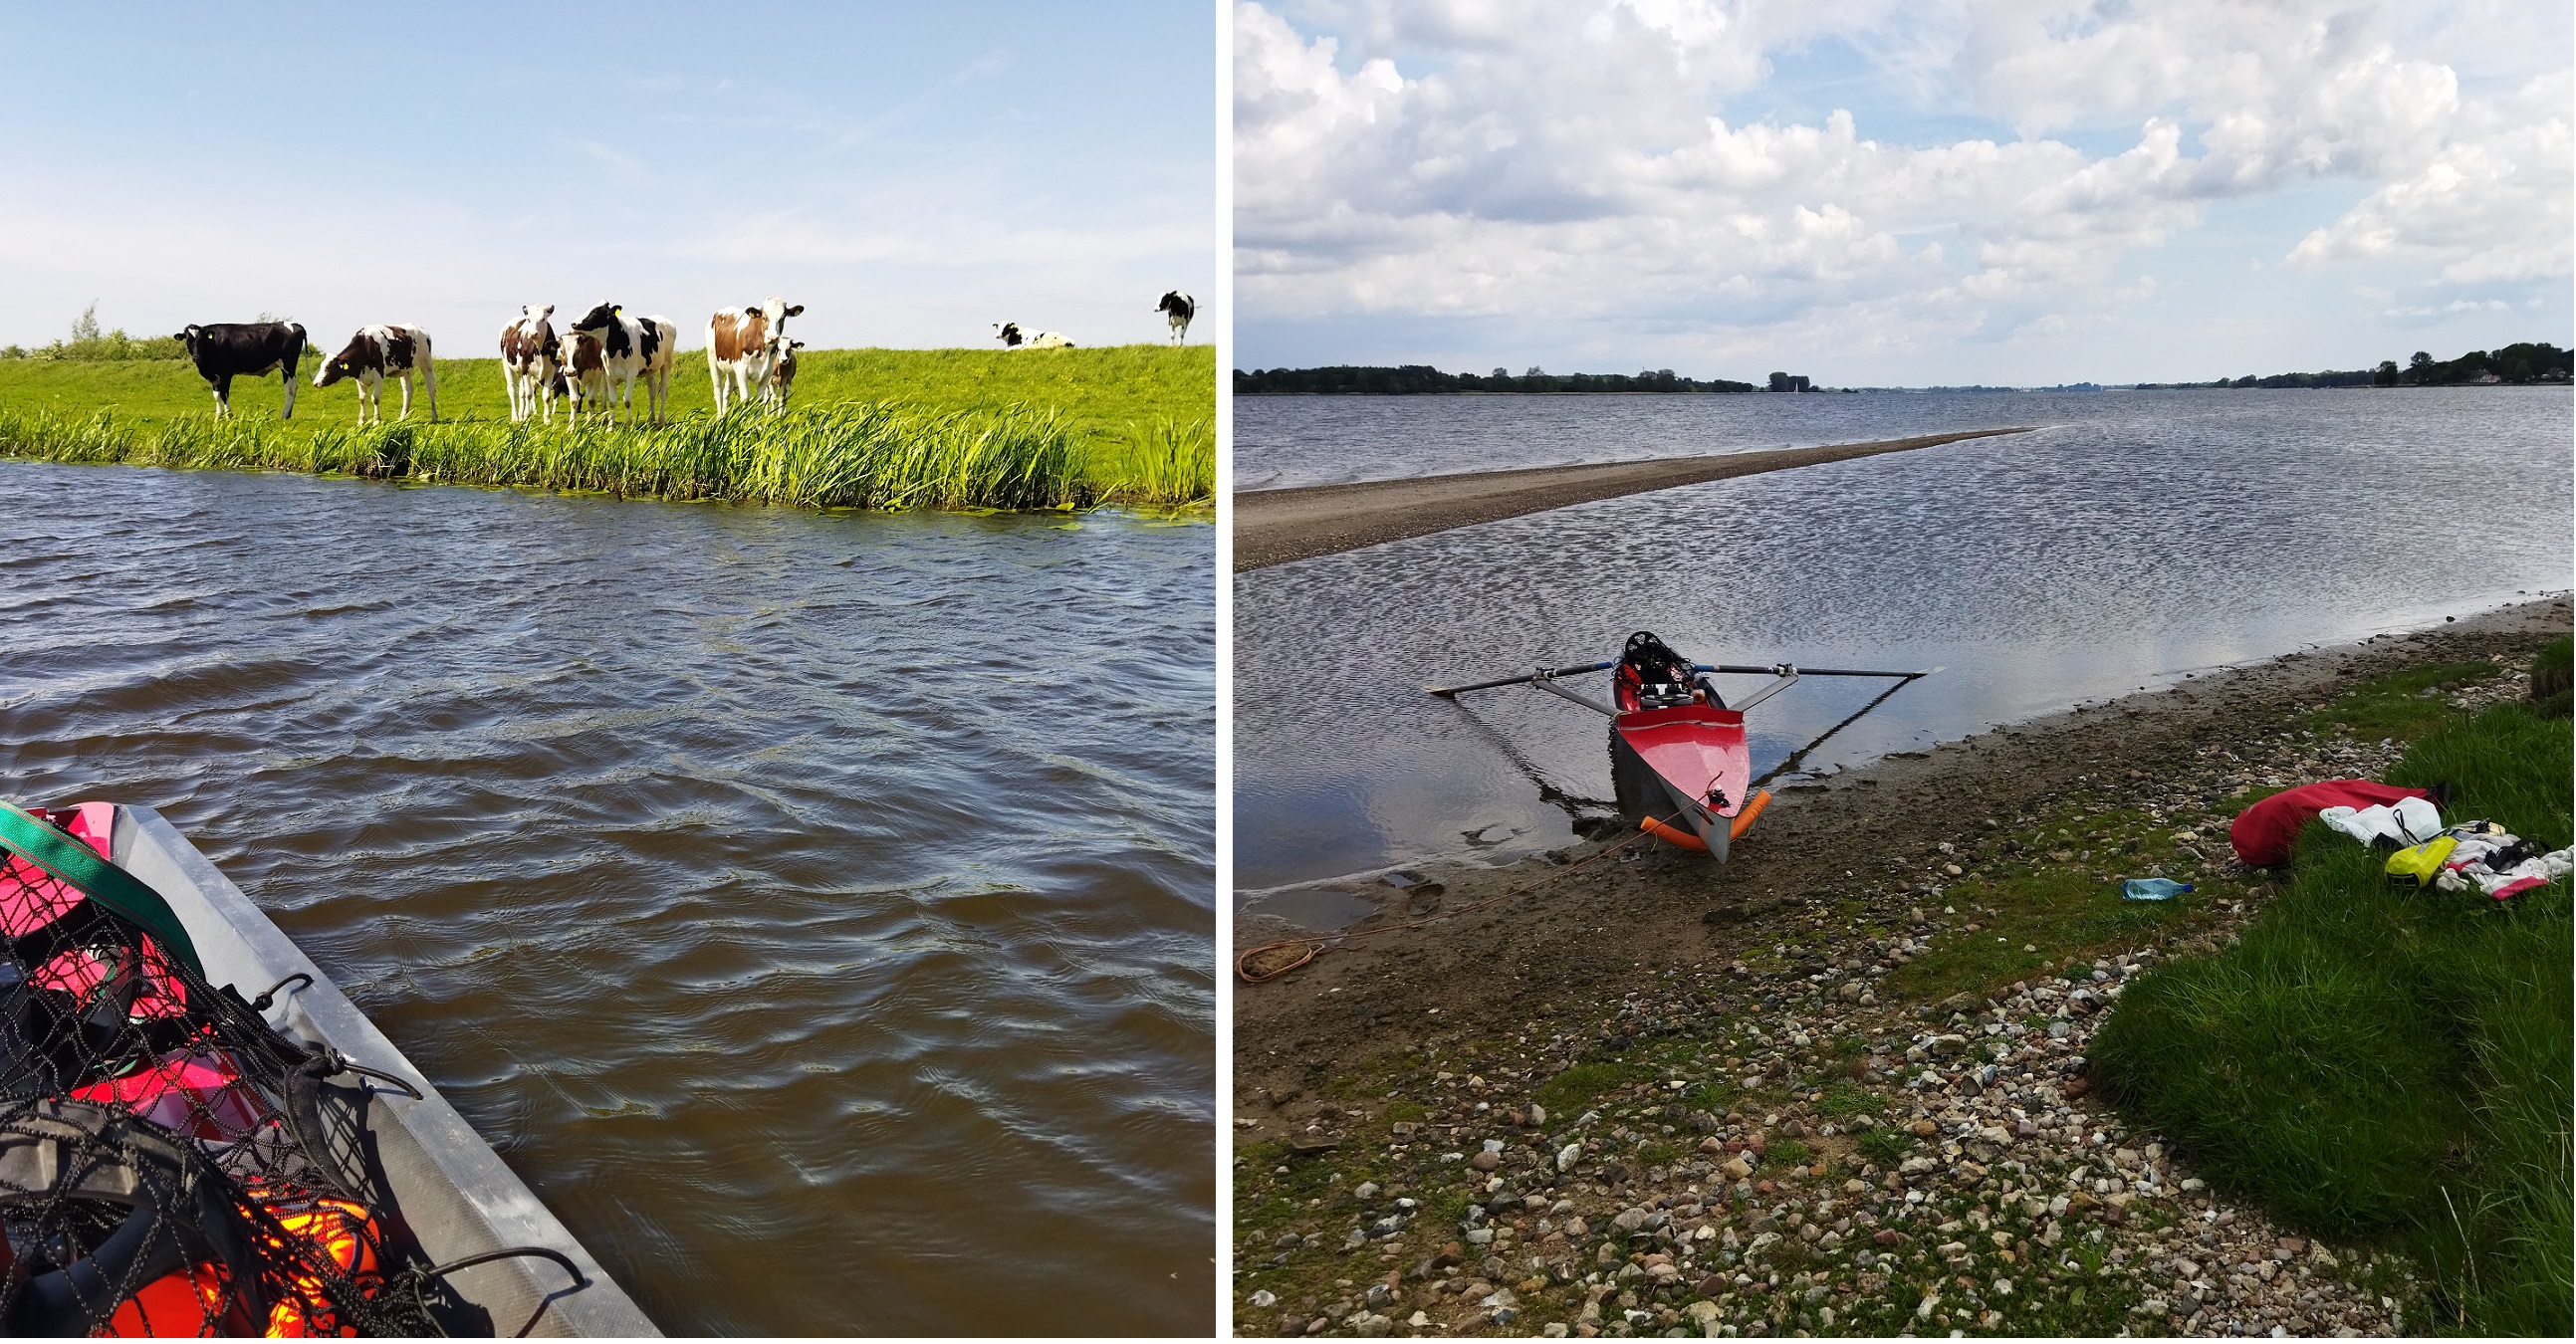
[1234,429,2034,571]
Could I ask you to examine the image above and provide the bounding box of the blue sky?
[1234,1,2572,385]
[0,2,1215,352]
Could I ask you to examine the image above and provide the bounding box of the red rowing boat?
[1430,631,1927,863]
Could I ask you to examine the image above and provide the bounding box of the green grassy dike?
[2093,642,2574,1336]
[0,344,1214,512]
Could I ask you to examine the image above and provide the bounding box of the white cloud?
[1950,0,2461,183]
[1237,0,2570,371]
[2287,73,2572,284]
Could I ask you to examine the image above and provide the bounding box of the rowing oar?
[1752,667,1946,788]
[1427,660,1927,698]
[1695,664,1928,679]
[1426,659,1617,698]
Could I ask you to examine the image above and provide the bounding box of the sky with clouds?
[0,2,1214,352]
[1234,0,2571,385]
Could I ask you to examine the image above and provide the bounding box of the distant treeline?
[2136,341,2570,390]
[1236,340,2573,397]
[1234,364,1758,395]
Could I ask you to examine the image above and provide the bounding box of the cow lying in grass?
[314,324,437,425]
[994,322,1071,349]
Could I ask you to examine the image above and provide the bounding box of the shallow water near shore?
[0,460,1214,1335]
[1236,387,2571,895]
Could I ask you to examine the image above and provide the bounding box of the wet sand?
[1233,428,2033,571]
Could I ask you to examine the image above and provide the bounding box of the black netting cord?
[1,814,443,1336]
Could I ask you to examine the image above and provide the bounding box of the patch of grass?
[1384,1099,1428,1123]
[1533,1061,1642,1116]
[1680,1081,1730,1111]
[2531,635,2571,718]
[2093,701,2573,1335]
[1856,1127,1912,1169]
[1814,1081,1887,1119]
[1232,1140,1317,1239]
[1319,1074,1369,1102]
[2308,661,2501,742]
[1766,1139,1811,1167]
[0,343,1214,511]
[1886,863,2196,1002]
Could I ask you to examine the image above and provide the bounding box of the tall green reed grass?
[1088,418,1214,507]
[0,400,1212,512]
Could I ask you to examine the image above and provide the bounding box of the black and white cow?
[767,338,806,411]
[1156,291,1196,343]
[567,303,679,426]
[313,324,437,426]
[707,297,805,413]
[173,321,307,418]
[994,322,1072,349]
[499,304,563,424]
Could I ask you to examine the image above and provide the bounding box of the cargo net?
[0,806,471,1336]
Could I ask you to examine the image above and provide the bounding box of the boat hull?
[1609,704,1752,860]
[103,803,658,1338]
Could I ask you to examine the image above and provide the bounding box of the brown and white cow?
[499,304,563,424]
[706,297,805,413]
[174,321,307,418]
[767,338,806,411]
[559,329,607,425]
[314,324,437,426]
[566,303,679,427]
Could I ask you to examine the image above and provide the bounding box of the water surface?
[0,461,1214,1335]
[1236,389,2571,893]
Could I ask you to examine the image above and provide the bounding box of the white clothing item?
[2392,795,2444,843]
[2318,796,2443,846]
[2435,846,2575,897]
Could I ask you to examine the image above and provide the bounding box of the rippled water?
[1236,389,2572,893]
[0,462,1214,1335]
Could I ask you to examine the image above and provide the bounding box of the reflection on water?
[0,461,1214,1336]
[1237,885,1382,933]
[1236,388,2572,892]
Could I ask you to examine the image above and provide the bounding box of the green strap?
[0,800,206,980]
